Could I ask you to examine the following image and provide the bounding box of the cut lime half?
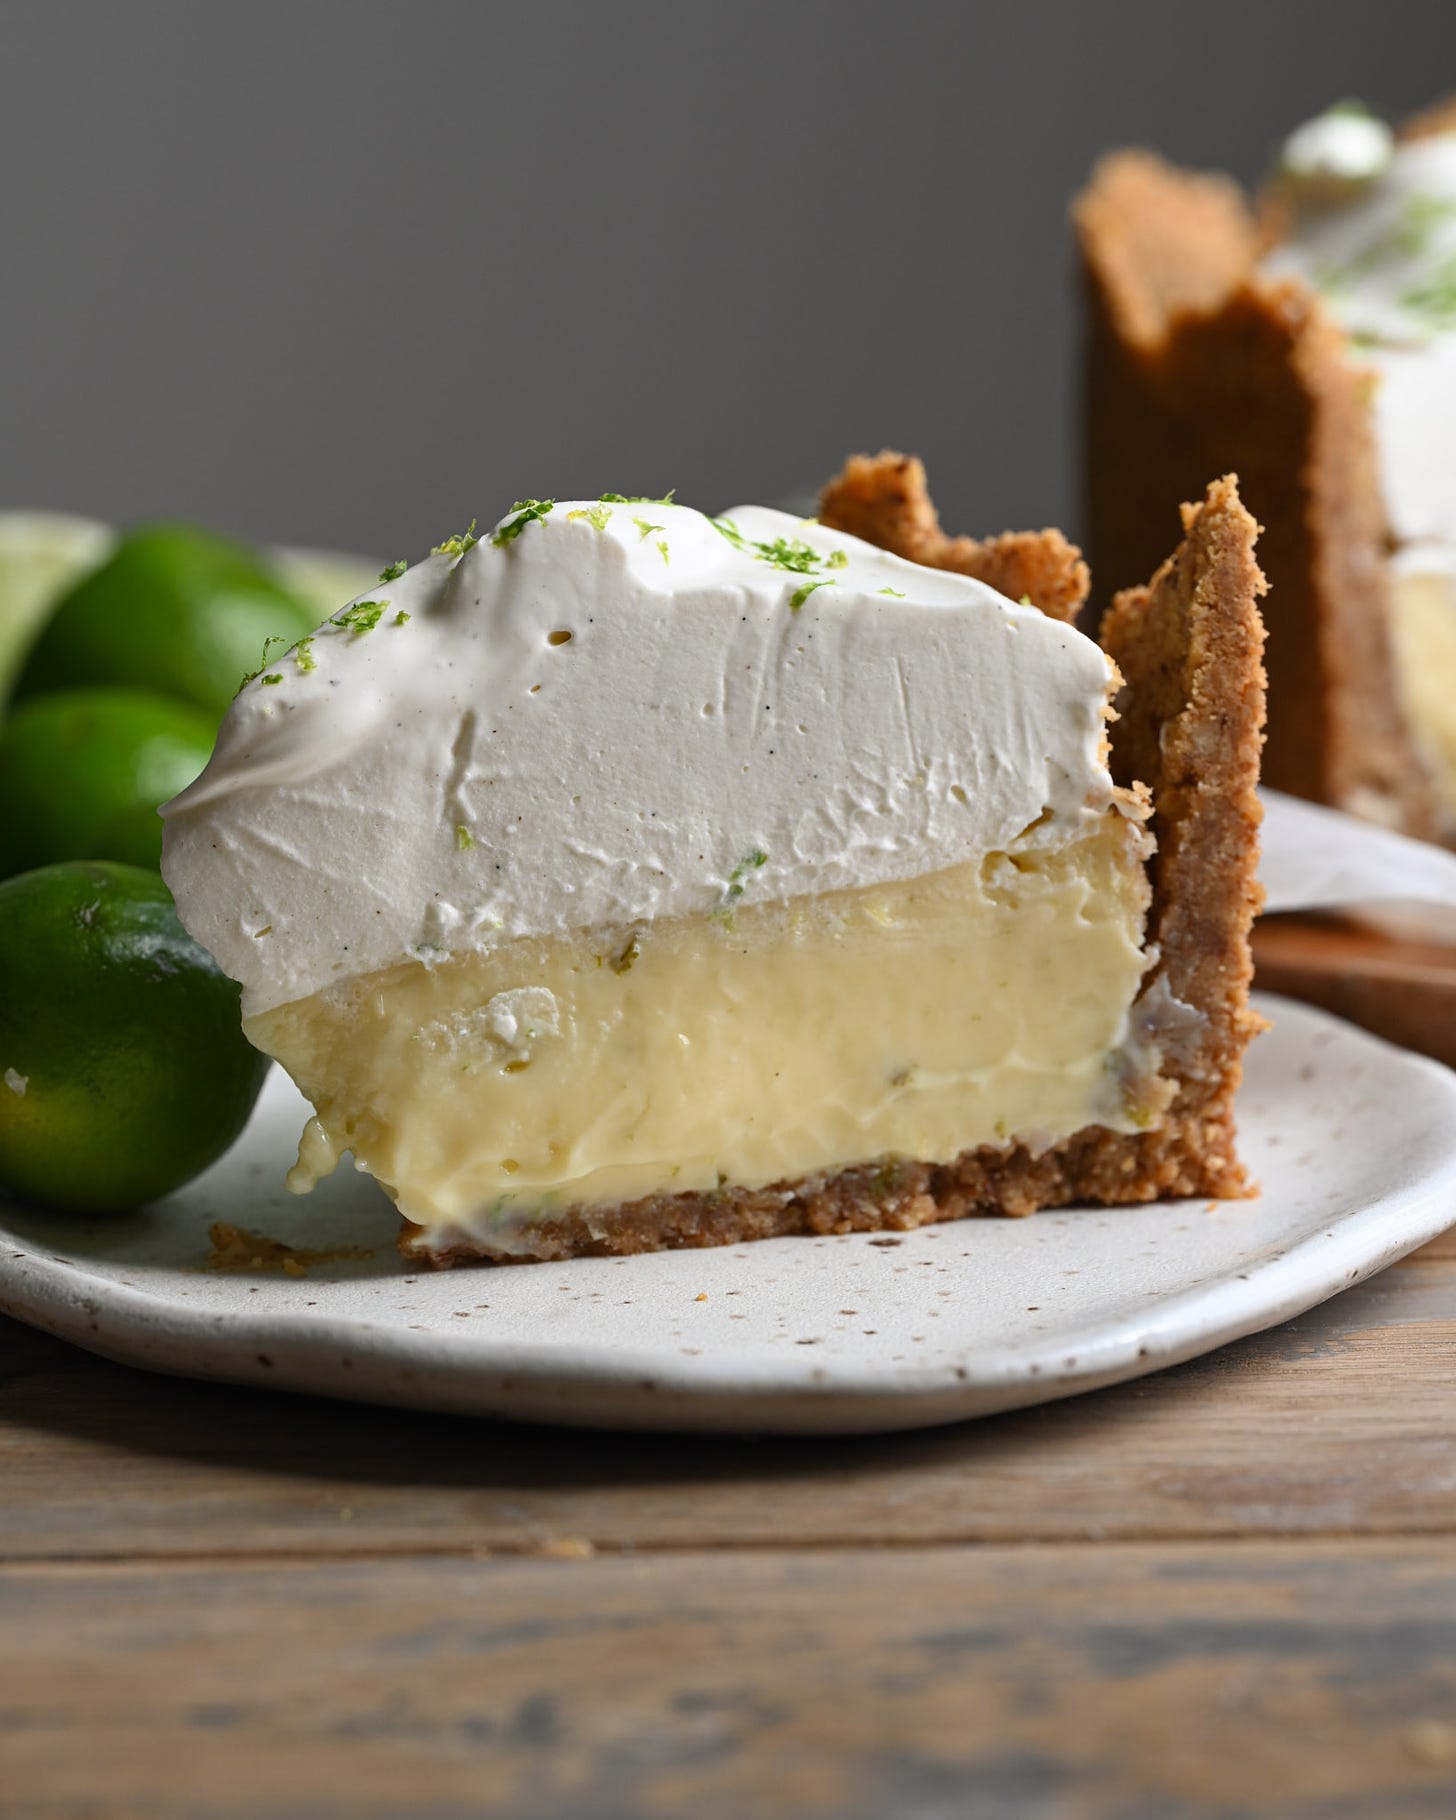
[271,546,381,623]
[0,512,115,714]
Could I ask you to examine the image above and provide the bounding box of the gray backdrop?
[2,0,1450,561]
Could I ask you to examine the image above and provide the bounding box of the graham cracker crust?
[1400,94,1456,143]
[405,462,1267,1266]
[1074,146,1438,837]
[820,451,1090,624]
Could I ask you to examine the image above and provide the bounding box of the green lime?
[0,687,217,878]
[0,862,268,1213]
[15,524,321,721]
[0,512,114,715]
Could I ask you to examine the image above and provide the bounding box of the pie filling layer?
[1391,562,1456,816]
[248,813,1157,1249]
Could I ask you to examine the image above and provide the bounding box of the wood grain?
[4,1543,1455,1819]
[1255,914,1456,1069]
[3,1239,1454,1562]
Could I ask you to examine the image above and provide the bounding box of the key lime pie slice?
[1077,96,1456,838]
[161,469,1266,1264]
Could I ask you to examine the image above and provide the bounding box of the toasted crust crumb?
[1399,93,1456,142]
[820,450,1090,624]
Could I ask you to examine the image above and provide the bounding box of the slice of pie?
[161,472,1266,1265]
[1075,96,1456,838]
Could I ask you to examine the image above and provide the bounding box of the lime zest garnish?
[1316,192,1456,303]
[293,637,316,673]
[712,515,834,584]
[1394,191,1456,257]
[713,847,769,921]
[393,610,410,627]
[379,559,408,582]
[261,673,282,685]
[826,549,849,569]
[490,500,554,547]
[567,504,612,532]
[756,536,820,575]
[632,517,664,542]
[332,599,386,636]
[238,634,291,693]
[790,578,832,610]
[455,824,474,851]
[879,587,905,598]
[432,520,479,559]
[1401,250,1456,330]
[599,490,675,505]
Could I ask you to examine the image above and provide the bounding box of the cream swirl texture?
[161,500,1120,1015]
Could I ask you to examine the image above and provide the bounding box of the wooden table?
[4,925,1456,1818]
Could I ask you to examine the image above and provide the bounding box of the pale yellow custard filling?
[1391,563,1456,818]
[247,812,1158,1247]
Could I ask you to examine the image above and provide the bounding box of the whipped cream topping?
[1265,106,1456,550]
[161,500,1120,1016]
[1278,103,1394,191]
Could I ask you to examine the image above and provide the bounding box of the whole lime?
[0,862,268,1213]
[15,524,320,721]
[0,687,217,877]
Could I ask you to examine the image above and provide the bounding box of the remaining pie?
[1076,96,1456,838]
[161,467,1266,1264]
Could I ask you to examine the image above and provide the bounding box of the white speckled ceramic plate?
[2,993,1454,1434]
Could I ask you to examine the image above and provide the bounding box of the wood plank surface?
[4,1543,1455,1820]
[3,1235,1454,1562]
